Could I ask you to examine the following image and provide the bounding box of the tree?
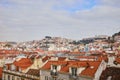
[4,43,12,48]
[107,37,114,50]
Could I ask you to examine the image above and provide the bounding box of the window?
[19,67,22,72]
[53,65,57,70]
[12,76,14,80]
[11,64,16,71]
[71,67,77,76]
[21,77,24,80]
[45,76,49,80]
[4,65,8,70]
[17,77,20,80]
[52,65,57,73]
[51,65,58,76]
[3,73,5,80]
[53,77,57,80]
[8,75,10,80]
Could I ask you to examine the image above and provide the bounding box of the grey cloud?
[0,0,120,41]
[100,0,120,6]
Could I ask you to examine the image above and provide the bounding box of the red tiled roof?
[77,56,96,59]
[58,57,66,61]
[98,56,108,62]
[41,60,101,77]
[115,58,120,64]
[14,58,33,70]
[0,67,2,79]
[117,53,120,56]
[68,61,88,68]
[6,63,12,70]
[41,61,51,70]
[80,61,101,77]
[51,61,67,65]
[0,55,4,59]
[69,52,85,54]
[60,66,69,73]
[0,49,21,54]
[41,61,67,70]
[42,56,51,62]
[34,49,44,52]
[26,69,40,77]
[60,61,88,73]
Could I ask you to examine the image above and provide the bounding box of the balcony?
[50,70,58,77]
[69,74,79,80]
[3,70,40,80]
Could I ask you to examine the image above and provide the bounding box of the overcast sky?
[0,0,120,42]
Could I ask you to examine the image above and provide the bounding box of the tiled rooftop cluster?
[0,33,120,80]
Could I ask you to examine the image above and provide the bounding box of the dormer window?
[11,64,16,71]
[3,65,7,70]
[53,65,57,70]
[71,67,77,76]
[52,65,57,73]
[19,67,22,72]
[51,65,58,77]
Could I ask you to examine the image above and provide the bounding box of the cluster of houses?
[0,47,119,80]
[0,34,120,80]
[1,53,104,80]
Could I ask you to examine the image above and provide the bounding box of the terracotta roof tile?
[68,61,87,68]
[70,52,85,54]
[41,61,51,70]
[41,60,101,78]
[0,67,2,79]
[35,49,44,52]
[14,58,33,70]
[42,56,51,62]
[115,58,120,64]
[60,66,69,73]
[80,61,101,77]
[58,57,66,61]
[26,69,39,77]
[0,50,21,54]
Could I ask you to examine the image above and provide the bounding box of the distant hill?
[112,31,120,37]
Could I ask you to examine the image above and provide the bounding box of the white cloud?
[0,0,120,41]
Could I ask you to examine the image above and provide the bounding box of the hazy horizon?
[0,0,120,42]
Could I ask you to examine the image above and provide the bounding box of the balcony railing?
[50,70,58,77]
[69,74,79,80]
[3,70,40,79]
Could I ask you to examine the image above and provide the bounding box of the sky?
[0,0,120,42]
